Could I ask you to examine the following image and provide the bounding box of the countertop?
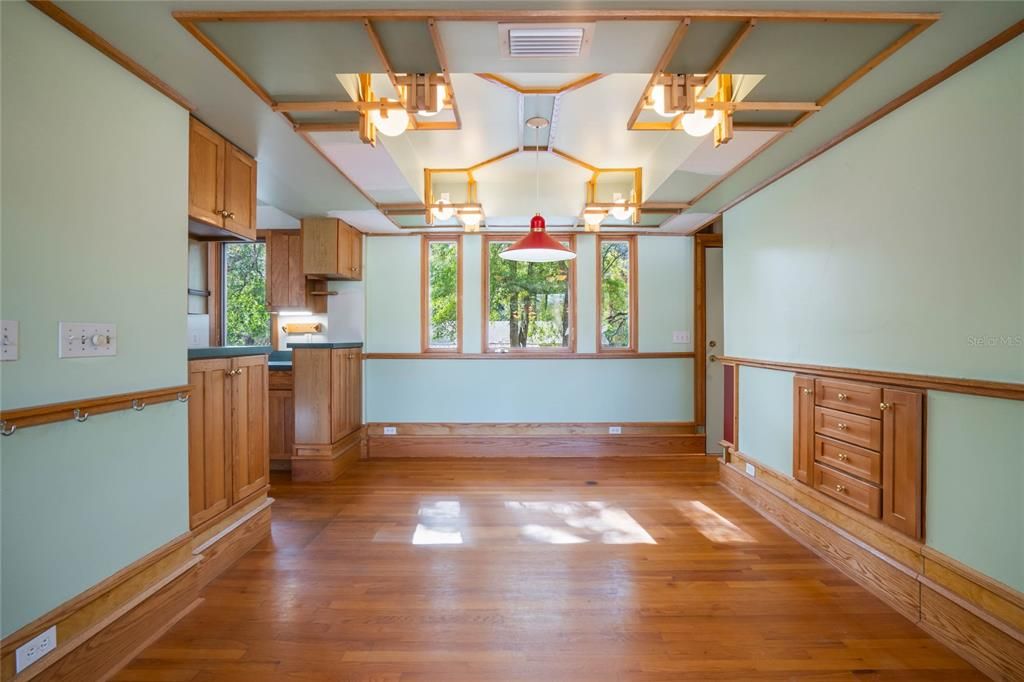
[286,342,364,349]
[269,350,292,371]
[188,346,271,360]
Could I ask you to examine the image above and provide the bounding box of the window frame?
[596,234,638,353]
[220,237,271,347]
[481,233,577,354]
[421,234,463,353]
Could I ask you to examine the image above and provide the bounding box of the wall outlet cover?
[15,625,56,673]
[608,426,622,434]
[1,320,18,361]
[672,330,691,344]
[745,462,756,477]
[383,426,397,436]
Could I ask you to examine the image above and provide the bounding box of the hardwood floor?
[115,458,983,681]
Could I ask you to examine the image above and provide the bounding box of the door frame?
[694,231,723,431]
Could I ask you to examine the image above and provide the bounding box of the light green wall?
[724,38,1023,591]
[364,233,695,422]
[926,392,1023,590]
[0,2,189,636]
[737,366,795,473]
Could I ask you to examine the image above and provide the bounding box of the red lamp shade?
[499,214,577,262]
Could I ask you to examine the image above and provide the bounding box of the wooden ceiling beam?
[427,18,462,130]
[292,122,361,133]
[627,18,691,131]
[704,19,757,86]
[476,73,606,96]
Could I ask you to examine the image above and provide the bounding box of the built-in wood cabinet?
[188,355,269,529]
[265,230,328,312]
[292,346,363,481]
[793,375,924,538]
[188,117,257,241]
[268,369,295,468]
[301,217,363,280]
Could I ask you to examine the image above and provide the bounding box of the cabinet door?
[188,119,225,227]
[302,217,340,276]
[882,388,924,538]
[348,228,363,280]
[223,145,257,240]
[188,359,231,528]
[231,355,269,502]
[268,387,294,465]
[348,350,363,430]
[287,233,307,308]
[792,375,815,484]
[266,231,288,309]
[330,348,350,441]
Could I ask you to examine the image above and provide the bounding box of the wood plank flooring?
[115,458,984,681]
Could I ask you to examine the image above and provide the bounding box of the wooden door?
[348,350,363,431]
[882,388,924,538]
[230,355,269,503]
[223,144,257,240]
[330,348,350,441]
[188,358,231,528]
[188,118,225,227]
[792,375,815,484]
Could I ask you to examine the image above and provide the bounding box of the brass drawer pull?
[835,484,847,493]
[836,423,848,431]
[837,392,848,401]
[837,452,848,461]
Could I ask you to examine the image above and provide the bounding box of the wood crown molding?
[718,355,1024,401]
[0,384,193,433]
[28,1,195,111]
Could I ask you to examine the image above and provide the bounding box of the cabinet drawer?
[814,463,881,518]
[814,435,881,485]
[815,407,881,450]
[815,378,882,418]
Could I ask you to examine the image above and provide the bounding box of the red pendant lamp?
[500,117,577,263]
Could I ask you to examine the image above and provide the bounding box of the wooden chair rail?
[0,384,192,434]
[364,352,695,360]
[719,356,1024,401]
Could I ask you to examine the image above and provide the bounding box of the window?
[223,241,270,346]
[598,236,636,351]
[422,236,462,351]
[484,235,575,352]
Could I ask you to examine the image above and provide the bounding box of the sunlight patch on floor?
[673,500,756,544]
[412,500,465,545]
[504,501,657,545]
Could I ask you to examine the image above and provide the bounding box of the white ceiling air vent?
[499,23,594,59]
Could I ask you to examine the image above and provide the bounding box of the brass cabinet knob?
[837,423,848,431]
[835,484,847,493]
[228,211,236,219]
[880,402,892,411]
[227,368,242,376]
[837,452,848,461]
[837,392,848,401]
[802,388,812,395]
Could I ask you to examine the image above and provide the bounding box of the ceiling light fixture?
[583,210,605,232]
[459,210,482,232]
[417,84,447,117]
[649,84,676,119]
[681,105,723,137]
[610,192,634,221]
[432,192,455,221]
[500,117,576,263]
[369,98,409,137]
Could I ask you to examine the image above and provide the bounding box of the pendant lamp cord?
[535,124,540,212]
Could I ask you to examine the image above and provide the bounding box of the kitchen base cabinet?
[188,354,269,530]
[269,369,295,470]
[291,345,364,482]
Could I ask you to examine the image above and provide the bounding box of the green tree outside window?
[224,242,270,346]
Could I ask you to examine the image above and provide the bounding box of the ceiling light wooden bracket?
[395,73,446,114]
[714,74,734,147]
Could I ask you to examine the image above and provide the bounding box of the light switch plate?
[1,320,18,361]
[59,322,117,358]
[672,330,690,344]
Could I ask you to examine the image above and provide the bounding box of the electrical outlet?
[608,426,622,434]
[745,462,756,477]
[672,330,690,344]
[1,320,18,361]
[59,322,117,358]
[15,625,56,673]
[383,426,397,436]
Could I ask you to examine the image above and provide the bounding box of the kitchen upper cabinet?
[301,217,363,280]
[266,230,327,312]
[188,117,257,242]
[188,354,269,530]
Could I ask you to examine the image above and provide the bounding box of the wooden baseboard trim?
[1,499,272,681]
[719,457,1024,680]
[365,422,705,458]
[98,597,203,682]
[292,428,364,481]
